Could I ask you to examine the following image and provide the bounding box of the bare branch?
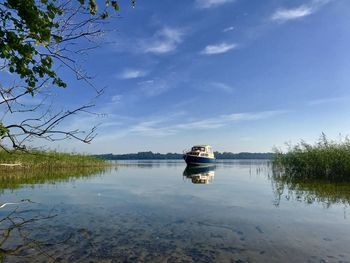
[0,0,121,150]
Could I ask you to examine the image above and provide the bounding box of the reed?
[273,134,350,180]
[0,149,108,170]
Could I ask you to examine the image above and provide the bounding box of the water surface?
[0,160,349,262]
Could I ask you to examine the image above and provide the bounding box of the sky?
[2,0,350,154]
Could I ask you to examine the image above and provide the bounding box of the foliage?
[0,0,132,91]
[273,133,350,180]
[1,0,65,91]
[0,0,135,150]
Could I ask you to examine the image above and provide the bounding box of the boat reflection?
[183,165,216,184]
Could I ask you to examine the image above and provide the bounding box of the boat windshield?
[192,147,205,152]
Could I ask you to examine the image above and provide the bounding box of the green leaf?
[0,123,9,137]
[111,1,119,10]
[101,11,108,19]
[53,35,62,43]
[88,0,98,15]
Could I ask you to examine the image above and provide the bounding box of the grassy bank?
[0,150,108,169]
[273,134,350,180]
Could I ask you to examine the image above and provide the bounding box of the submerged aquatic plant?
[273,133,350,180]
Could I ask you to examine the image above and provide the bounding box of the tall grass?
[0,149,108,169]
[273,134,350,180]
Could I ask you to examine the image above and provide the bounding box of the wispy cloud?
[110,26,185,56]
[138,79,171,97]
[118,69,147,79]
[111,95,123,104]
[127,111,187,137]
[271,0,332,22]
[196,82,234,93]
[176,110,285,130]
[210,82,234,93]
[201,42,237,55]
[196,0,235,9]
[271,5,313,22]
[125,110,286,137]
[129,120,176,137]
[98,114,134,129]
[307,97,347,106]
[92,109,287,141]
[143,27,185,54]
[223,26,235,32]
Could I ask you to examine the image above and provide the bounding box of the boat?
[183,145,215,165]
[183,165,215,184]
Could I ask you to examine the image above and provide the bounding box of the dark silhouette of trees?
[95,151,274,160]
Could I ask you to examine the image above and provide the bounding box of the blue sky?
[2,0,350,153]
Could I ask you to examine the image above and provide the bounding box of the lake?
[0,160,350,262]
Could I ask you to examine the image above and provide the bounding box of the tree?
[0,0,135,150]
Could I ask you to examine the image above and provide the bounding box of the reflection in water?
[1,161,350,262]
[271,169,350,208]
[116,160,184,168]
[183,165,215,184]
[0,167,110,193]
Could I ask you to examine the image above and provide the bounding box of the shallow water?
[0,160,350,262]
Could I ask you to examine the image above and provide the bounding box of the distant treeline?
[95,151,274,160]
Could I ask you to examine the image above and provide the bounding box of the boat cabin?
[187,145,214,158]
